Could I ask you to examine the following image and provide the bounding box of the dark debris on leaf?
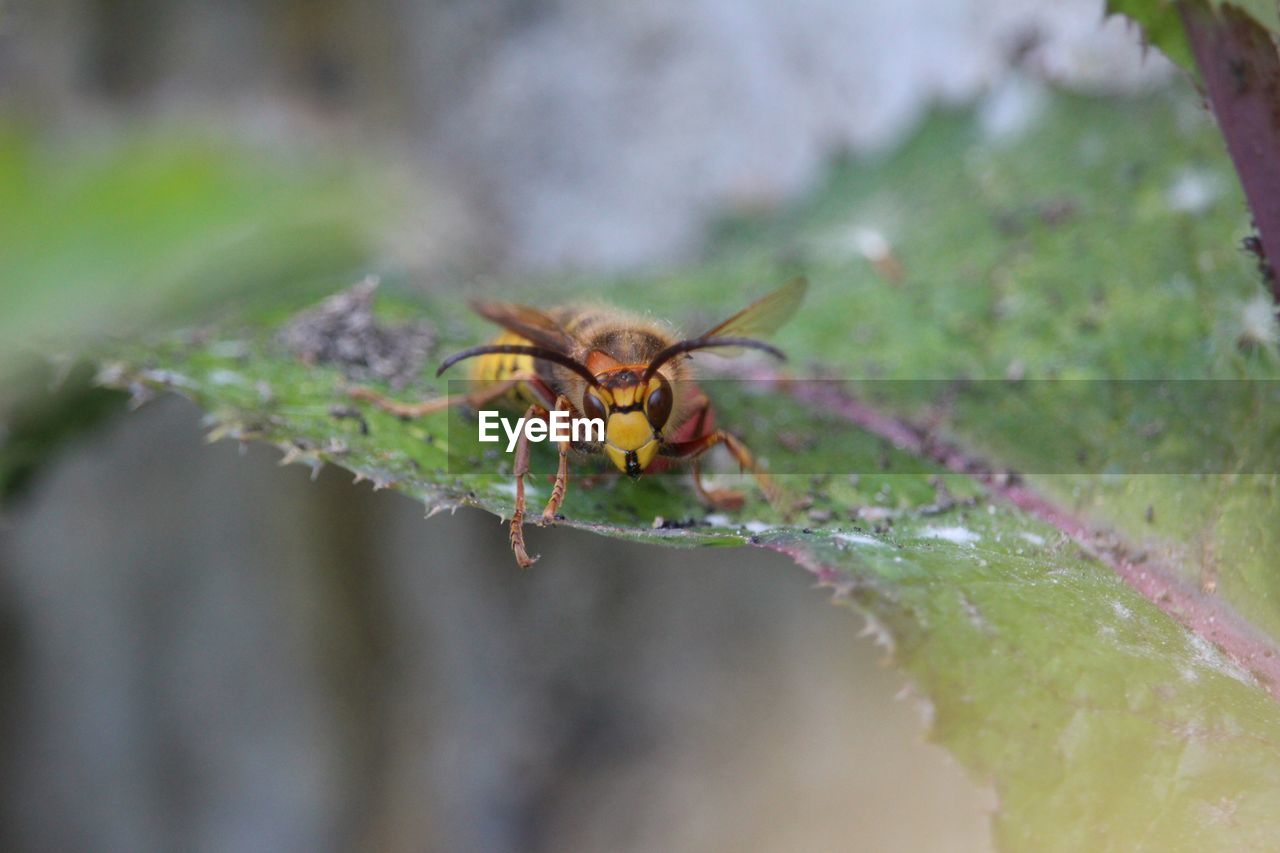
[279,277,434,389]
[328,404,370,435]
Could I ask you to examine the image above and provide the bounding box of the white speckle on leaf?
[493,481,538,498]
[208,369,246,386]
[1019,531,1046,547]
[922,526,980,546]
[704,513,733,528]
[959,592,994,634]
[835,531,884,547]
[851,227,892,262]
[810,221,897,264]
[139,369,196,389]
[1200,796,1241,826]
[1166,168,1223,214]
[743,520,773,534]
[1111,601,1132,620]
[1187,634,1256,686]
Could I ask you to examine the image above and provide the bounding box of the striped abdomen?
[467,330,542,409]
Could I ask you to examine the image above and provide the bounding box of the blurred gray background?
[0,1,1169,850]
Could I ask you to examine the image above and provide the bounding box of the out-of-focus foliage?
[0,129,379,370]
[0,127,383,496]
[1107,0,1196,70]
[1107,0,1280,73]
[103,88,1280,847]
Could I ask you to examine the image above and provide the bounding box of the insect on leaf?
[93,87,1280,848]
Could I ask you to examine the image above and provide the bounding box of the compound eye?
[582,389,609,423]
[645,378,673,430]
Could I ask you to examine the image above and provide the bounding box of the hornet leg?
[539,394,575,525]
[509,403,543,568]
[663,429,780,509]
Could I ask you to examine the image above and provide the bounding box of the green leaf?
[97,87,1280,846]
[1107,0,1197,72]
[1107,0,1280,73]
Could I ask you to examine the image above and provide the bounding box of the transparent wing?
[696,276,808,340]
[469,300,583,355]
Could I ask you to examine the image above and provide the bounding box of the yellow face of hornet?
[581,371,674,478]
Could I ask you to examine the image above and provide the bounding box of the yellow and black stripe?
[466,330,542,409]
